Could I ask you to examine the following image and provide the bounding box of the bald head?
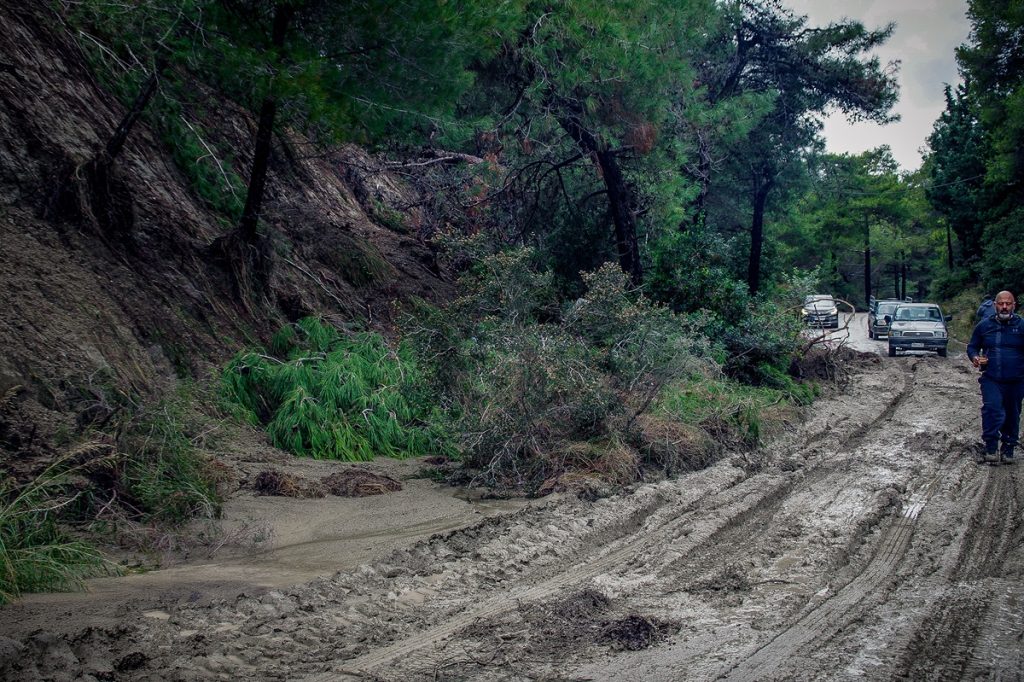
[995,291,1016,320]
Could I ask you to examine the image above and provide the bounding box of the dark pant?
[980,376,1024,452]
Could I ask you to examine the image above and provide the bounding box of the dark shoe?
[1001,448,1016,465]
[972,443,990,464]
[985,449,1000,465]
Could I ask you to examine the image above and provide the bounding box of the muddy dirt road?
[3,314,1022,681]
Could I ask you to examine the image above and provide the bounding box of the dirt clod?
[690,565,752,594]
[600,614,676,651]
[252,468,326,498]
[322,469,402,497]
[113,651,148,672]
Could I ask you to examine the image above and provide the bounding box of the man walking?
[976,294,994,322]
[967,290,1024,464]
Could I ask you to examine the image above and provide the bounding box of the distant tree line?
[925,0,1024,298]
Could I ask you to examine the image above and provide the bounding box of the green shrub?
[0,458,119,605]
[930,267,974,302]
[702,299,804,387]
[402,249,819,488]
[454,324,615,474]
[370,198,410,234]
[405,257,713,488]
[221,318,451,461]
[645,227,751,318]
[114,395,224,525]
[658,375,804,448]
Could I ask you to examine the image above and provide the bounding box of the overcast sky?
[784,0,972,171]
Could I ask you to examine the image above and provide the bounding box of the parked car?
[803,294,839,329]
[886,303,951,357]
[867,298,902,339]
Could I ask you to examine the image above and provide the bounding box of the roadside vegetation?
[216,247,815,494]
[221,319,452,461]
[0,455,119,606]
[0,385,228,602]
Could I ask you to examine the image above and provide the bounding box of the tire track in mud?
[717,450,959,681]
[894,464,1023,681]
[317,470,759,678]
[708,359,984,681]
[307,363,918,679]
[621,360,919,599]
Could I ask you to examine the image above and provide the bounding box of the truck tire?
[938,348,947,357]
[888,344,896,357]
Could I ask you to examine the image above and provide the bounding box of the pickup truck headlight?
[891,330,902,337]
[936,330,947,338]
[801,308,809,315]
[829,307,838,315]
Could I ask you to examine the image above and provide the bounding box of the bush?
[222,318,452,461]
[112,392,225,525]
[658,374,806,449]
[694,300,802,387]
[405,256,713,489]
[645,227,750,318]
[453,324,614,480]
[0,457,119,605]
[929,267,974,302]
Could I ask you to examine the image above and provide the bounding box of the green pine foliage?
[222,318,451,461]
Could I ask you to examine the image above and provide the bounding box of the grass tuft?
[111,391,226,526]
[0,457,120,605]
[658,374,807,448]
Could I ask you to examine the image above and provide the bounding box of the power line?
[808,172,987,198]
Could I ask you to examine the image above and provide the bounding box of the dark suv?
[886,303,952,357]
[803,295,839,328]
[868,298,901,339]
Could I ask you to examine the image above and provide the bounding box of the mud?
[3,313,1021,681]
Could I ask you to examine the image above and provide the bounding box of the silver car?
[886,303,951,357]
[803,295,839,329]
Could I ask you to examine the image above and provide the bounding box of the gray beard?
[997,312,1012,321]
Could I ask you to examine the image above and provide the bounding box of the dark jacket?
[976,298,995,322]
[967,313,1024,382]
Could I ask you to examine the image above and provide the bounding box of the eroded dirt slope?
[3,321,1019,681]
[0,3,449,468]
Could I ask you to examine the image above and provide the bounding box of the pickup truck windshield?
[878,303,897,316]
[895,307,941,321]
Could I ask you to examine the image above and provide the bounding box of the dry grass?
[634,414,717,474]
[252,469,326,498]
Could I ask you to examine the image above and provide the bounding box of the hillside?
[0,3,450,475]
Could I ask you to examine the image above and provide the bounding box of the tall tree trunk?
[746,178,773,296]
[238,96,278,244]
[900,254,907,300]
[558,114,643,284]
[104,58,166,164]
[946,222,954,269]
[863,220,872,307]
[238,3,293,245]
